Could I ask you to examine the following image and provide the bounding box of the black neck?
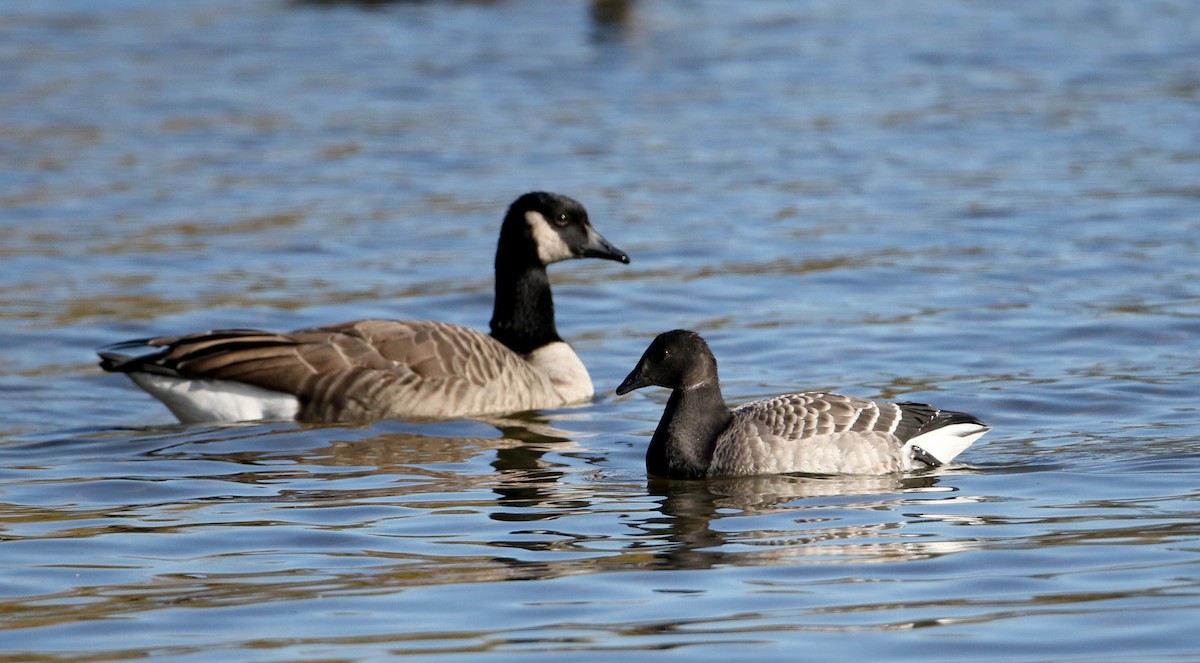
[489,256,561,356]
[646,381,733,479]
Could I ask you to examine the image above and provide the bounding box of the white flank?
[525,210,574,264]
[128,372,300,424]
[901,422,990,469]
[525,341,594,403]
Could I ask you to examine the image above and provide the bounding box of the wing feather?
[108,320,563,421]
[711,392,985,475]
[713,393,916,475]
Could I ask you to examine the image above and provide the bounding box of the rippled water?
[3,0,1200,660]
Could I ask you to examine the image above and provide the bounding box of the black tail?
[97,338,166,373]
[893,401,988,442]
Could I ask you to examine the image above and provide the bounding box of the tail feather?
[97,339,175,376]
[909,422,989,466]
[895,402,989,468]
[97,330,279,377]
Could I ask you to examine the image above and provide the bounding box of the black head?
[499,192,629,267]
[617,329,720,395]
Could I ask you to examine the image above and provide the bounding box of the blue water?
[3,0,1200,660]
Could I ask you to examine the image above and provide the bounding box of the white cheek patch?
[525,211,575,264]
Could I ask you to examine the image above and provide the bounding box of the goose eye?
[553,212,570,228]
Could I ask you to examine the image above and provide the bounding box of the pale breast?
[523,341,594,404]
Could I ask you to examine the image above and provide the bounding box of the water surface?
[2,1,1200,660]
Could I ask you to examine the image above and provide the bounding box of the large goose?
[99,192,630,423]
[616,330,989,478]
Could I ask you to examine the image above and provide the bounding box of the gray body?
[618,330,989,478]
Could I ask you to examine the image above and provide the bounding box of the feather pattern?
[113,320,569,421]
[99,192,629,423]
[617,330,990,478]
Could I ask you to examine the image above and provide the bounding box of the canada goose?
[616,330,989,478]
[99,192,630,423]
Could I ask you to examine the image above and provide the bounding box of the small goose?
[616,330,989,478]
[99,192,629,423]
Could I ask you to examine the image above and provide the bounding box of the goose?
[616,330,989,478]
[98,191,630,423]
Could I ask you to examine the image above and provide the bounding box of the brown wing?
[136,320,557,421]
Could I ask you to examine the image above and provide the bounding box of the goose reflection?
[140,418,984,581]
[138,413,579,500]
[306,411,568,458]
[643,473,983,570]
[313,413,584,521]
